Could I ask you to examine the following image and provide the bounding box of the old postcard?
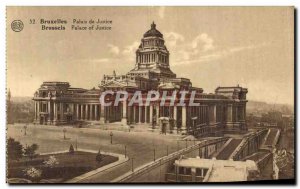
[6,6,295,184]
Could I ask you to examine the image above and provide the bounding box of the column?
[90,104,93,120]
[235,105,238,122]
[209,105,216,124]
[34,102,37,120]
[133,106,136,123]
[76,104,79,120]
[241,105,246,121]
[182,106,187,134]
[53,102,57,122]
[144,106,148,123]
[37,102,40,120]
[138,106,142,123]
[80,104,84,120]
[48,101,51,122]
[156,105,160,122]
[100,104,105,124]
[95,105,98,121]
[149,105,153,124]
[227,104,233,122]
[60,103,64,121]
[85,104,88,120]
[173,106,177,130]
[121,101,127,125]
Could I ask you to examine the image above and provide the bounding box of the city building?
[33,22,248,136]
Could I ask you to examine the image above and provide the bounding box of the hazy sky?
[7,7,294,105]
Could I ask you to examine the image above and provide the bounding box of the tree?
[7,138,23,161]
[96,149,102,163]
[69,144,74,154]
[24,144,39,159]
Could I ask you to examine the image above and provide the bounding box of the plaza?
[7,123,198,182]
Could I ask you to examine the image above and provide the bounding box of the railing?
[195,176,204,182]
[116,137,229,182]
[165,173,176,182]
[166,173,204,182]
[256,153,272,170]
[177,174,192,182]
[231,129,268,160]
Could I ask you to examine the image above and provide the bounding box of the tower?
[7,88,11,102]
[128,22,176,79]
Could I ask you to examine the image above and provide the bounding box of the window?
[196,168,202,176]
[185,168,192,175]
[179,167,184,174]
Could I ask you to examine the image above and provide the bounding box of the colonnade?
[34,100,247,132]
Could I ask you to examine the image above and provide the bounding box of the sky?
[7,7,294,105]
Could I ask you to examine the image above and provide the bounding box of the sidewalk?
[65,149,129,183]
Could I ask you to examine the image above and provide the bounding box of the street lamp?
[166,146,169,156]
[23,125,27,136]
[63,128,67,140]
[75,138,78,151]
[199,145,201,158]
[110,131,113,144]
[185,139,188,148]
[124,145,127,158]
[131,157,134,172]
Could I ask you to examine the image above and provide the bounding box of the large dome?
[143,22,163,38]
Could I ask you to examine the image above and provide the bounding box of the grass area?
[8,151,118,183]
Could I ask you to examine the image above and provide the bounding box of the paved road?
[264,129,279,146]
[216,139,242,160]
[7,123,195,183]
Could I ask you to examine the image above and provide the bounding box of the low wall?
[115,137,228,183]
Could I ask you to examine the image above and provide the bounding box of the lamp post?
[124,145,127,158]
[23,125,27,136]
[185,139,188,148]
[191,117,197,136]
[166,146,169,156]
[75,138,78,151]
[63,128,67,140]
[199,145,201,158]
[153,148,156,162]
[131,157,134,172]
[110,131,113,144]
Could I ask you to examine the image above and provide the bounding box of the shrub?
[24,143,39,160]
[7,138,23,161]
[23,167,42,182]
[69,144,74,154]
[43,155,59,168]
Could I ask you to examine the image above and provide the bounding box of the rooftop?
[143,22,163,38]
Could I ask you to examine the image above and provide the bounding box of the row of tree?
[7,138,38,161]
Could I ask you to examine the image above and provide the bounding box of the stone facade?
[33,22,248,137]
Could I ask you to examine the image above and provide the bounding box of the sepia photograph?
[6,6,295,184]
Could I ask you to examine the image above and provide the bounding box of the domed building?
[33,22,248,137]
